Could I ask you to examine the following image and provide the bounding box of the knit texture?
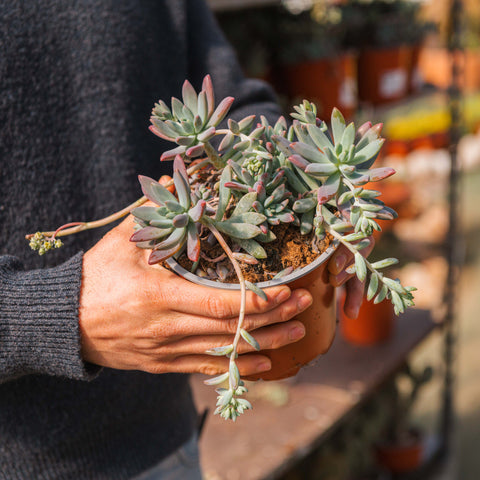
[0,0,280,478]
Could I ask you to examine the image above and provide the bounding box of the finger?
[148,289,312,336]
[155,353,273,377]
[328,244,353,276]
[329,267,353,287]
[151,269,294,318]
[343,276,366,319]
[328,236,375,276]
[156,319,306,356]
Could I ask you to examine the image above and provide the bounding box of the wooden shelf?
[191,308,437,480]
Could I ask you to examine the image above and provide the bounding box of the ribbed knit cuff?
[0,253,101,381]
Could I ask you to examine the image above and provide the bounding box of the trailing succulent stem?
[26,75,416,420]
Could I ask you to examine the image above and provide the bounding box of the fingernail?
[275,288,291,305]
[257,360,272,372]
[350,306,360,319]
[297,292,313,311]
[335,254,346,272]
[289,325,305,341]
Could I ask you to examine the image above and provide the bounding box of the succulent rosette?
[29,75,416,421]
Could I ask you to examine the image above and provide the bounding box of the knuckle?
[142,362,165,375]
[204,295,233,319]
[198,363,224,376]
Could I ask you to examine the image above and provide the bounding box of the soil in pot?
[172,224,337,381]
[176,223,333,283]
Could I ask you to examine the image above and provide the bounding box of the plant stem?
[326,226,384,281]
[25,159,210,240]
[205,223,246,380]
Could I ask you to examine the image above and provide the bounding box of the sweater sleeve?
[0,253,101,383]
[185,0,282,124]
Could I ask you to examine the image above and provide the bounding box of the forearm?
[0,253,101,383]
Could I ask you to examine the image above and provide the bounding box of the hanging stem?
[205,223,247,367]
[25,158,210,240]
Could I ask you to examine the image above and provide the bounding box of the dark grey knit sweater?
[0,1,279,478]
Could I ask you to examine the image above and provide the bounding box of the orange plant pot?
[340,292,395,346]
[281,53,358,120]
[252,257,336,381]
[167,243,337,381]
[375,429,424,473]
[419,47,480,92]
[358,46,412,105]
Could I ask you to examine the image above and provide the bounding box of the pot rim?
[165,239,339,290]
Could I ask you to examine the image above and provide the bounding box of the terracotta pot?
[339,291,395,346]
[418,47,480,92]
[358,46,412,105]
[166,241,338,381]
[375,429,424,473]
[281,53,358,120]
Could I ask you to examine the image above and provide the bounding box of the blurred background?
[191,0,480,478]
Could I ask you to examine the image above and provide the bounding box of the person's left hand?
[327,237,375,319]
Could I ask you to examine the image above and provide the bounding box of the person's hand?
[327,237,375,318]
[78,215,314,378]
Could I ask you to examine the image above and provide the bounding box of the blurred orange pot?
[339,291,395,346]
[358,46,412,105]
[281,53,358,120]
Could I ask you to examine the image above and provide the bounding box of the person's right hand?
[78,214,314,378]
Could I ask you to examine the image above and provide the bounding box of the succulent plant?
[27,75,416,421]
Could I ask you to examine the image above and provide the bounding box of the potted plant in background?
[274,1,358,120]
[341,0,435,105]
[375,365,433,474]
[339,286,395,346]
[27,75,415,421]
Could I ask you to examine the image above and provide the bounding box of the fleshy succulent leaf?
[245,281,268,301]
[290,142,329,164]
[216,165,232,221]
[216,221,262,239]
[188,200,206,222]
[160,145,187,162]
[130,226,172,242]
[331,108,346,146]
[148,243,184,265]
[207,97,235,127]
[232,192,257,216]
[138,175,177,205]
[349,139,385,166]
[202,74,215,117]
[131,206,163,222]
[234,238,267,259]
[240,328,260,350]
[317,172,341,204]
[187,222,200,262]
[153,227,187,251]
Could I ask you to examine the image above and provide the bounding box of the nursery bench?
[191,308,436,480]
